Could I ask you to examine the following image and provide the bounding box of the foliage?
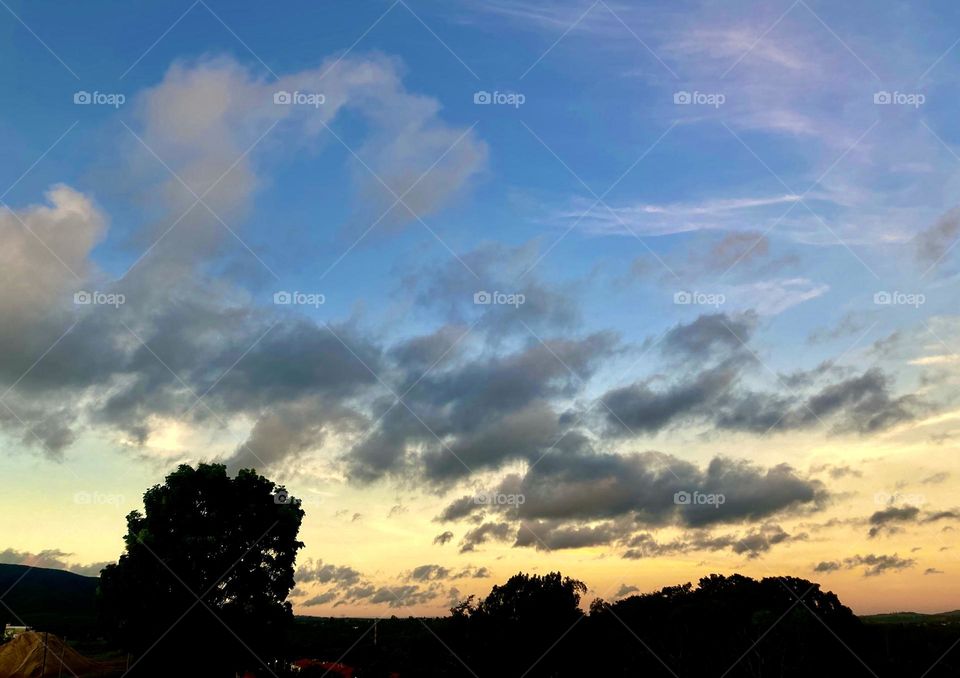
[97,463,304,676]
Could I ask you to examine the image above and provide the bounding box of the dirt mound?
[0,632,116,677]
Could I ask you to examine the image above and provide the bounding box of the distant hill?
[0,564,99,637]
[860,610,960,625]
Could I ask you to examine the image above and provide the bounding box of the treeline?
[288,572,960,678]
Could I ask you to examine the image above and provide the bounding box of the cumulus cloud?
[0,52,488,470]
[438,447,823,556]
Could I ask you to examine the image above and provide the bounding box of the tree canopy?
[98,463,304,676]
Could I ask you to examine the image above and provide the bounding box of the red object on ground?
[292,658,355,677]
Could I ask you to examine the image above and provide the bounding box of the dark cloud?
[433,530,454,545]
[659,312,757,359]
[411,240,581,338]
[406,564,489,581]
[623,523,804,559]
[303,591,339,606]
[866,505,959,538]
[914,206,960,267]
[408,564,451,582]
[600,314,921,439]
[715,368,921,436]
[807,312,868,345]
[614,584,639,598]
[847,554,915,577]
[345,331,618,483]
[514,519,631,551]
[295,559,363,587]
[459,522,513,553]
[501,452,824,529]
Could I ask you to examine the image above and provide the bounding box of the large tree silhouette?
[450,571,587,677]
[98,463,304,676]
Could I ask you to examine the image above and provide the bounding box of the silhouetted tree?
[451,572,587,677]
[587,574,869,677]
[98,463,304,676]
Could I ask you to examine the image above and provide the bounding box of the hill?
[860,610,960,625]
[0,564,98,637]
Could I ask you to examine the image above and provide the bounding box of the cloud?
[866,505,960,538]
[843,554,916,577]
[559,194,801,238]
[130,54,486,246]
[0,52,489,470]
[868,505,921,538]
[303,591,339,606]
[623,523,805,559]
[459,522,513,553]
[345,330,618,483]
[295,559,363,587]
[433,530,454,545]
[914,207,960,267]
[406,564,489,581]
[441,450,824,548]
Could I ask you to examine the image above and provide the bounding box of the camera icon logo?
[673,291,692,305]
[873,91,891,105]
[74,91,92,105]
[474,290,491,305]
[274,490,291,505]
[473,91,492,105]
[674,491,692,505]
[873,291,891,305]
[74,290,92,305]
[273,90,292,105]
[673,91,692,104]
[273,291,292,305]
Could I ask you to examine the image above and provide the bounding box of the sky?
[1,0,959,617]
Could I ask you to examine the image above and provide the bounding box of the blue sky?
[2,0,960,614]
